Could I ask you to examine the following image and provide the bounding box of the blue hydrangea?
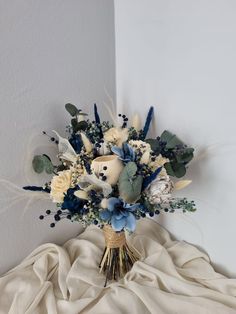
[99,197,140,232]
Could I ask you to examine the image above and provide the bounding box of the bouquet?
[24,103,196,286]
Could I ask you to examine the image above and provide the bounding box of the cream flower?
[101,198,109,208]
[128,140,151,153]
[91,155,124,185]
[150,154,169,171]
[74,190,89,200]
[50,170,72,203]
[140,151,151,164]
[146,175,174,205]
[129,140,152,164]
[104,127,128,147]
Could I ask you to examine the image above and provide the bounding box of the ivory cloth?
[0,219,236,314]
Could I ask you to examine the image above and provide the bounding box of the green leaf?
[118,162,143,203]
[71,118,79,132]
[164,162,186,178]
[176,148,194,163]
[145,139,160,153]
[161,130,183,149]
[65,103,80,116]
[124,161,137,178]
[77,120,88,131]
[42,156,54,174]
[71,119,88,133]
[32,155,45,173]
[32,155,54,174]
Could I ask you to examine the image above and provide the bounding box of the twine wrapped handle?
[103,225,126,248]
[100,224,140,286]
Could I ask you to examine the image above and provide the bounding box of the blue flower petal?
[111,216,127,231]
[121,210,129,217]
[99,209,112,221]
[123,143,136,161]
[125,213,136,232]
[114,212,124,220]
[124,203,140,212]
[107,197,121,212]
[111,146,124,159]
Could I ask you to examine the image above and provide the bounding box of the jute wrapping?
[103,224,126,248]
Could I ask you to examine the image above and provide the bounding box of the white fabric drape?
[0,218,236,314]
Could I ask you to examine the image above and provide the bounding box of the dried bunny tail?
[103,87,119,126]
[193,142,236,163]
[80,132,93,153]
[174,180,192,191]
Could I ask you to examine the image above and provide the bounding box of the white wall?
[114,0,236,277]
[0,0,116,274]
[1,0,236,278]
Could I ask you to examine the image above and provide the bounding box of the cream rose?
[50,170,72,203]
[104,127,128,147]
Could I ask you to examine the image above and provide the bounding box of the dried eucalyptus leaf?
[118,162,143,203]
[42,156,54,174]
[165,162,186,178]
[65,103,80,116]
[145,138,160,153]
[161,130,183,149]
[32,155,45,174]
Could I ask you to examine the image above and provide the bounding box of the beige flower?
[129,140,152,164]
[50,170,72,203]
[128,140,151,153]
[91,155,124,185]
[104,127,128,147]
[101,198,108,208]
[80,132,93,153]
[74,190,89,200]
[140,151,151,164]
[150,154,169,171]
[146,175,174,204]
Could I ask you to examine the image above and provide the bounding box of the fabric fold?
[0,218,236,314]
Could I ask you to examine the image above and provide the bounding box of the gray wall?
[0,0,116,274]
[114,0,236,277]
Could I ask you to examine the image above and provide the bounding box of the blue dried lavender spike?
[23,186,50,193]
[94,103,101,124]
[141,106,154,140]
[94,103,103,138]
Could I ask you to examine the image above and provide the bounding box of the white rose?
[104,127,128,147]
[146,175,174,204]
[50,170,72,203]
